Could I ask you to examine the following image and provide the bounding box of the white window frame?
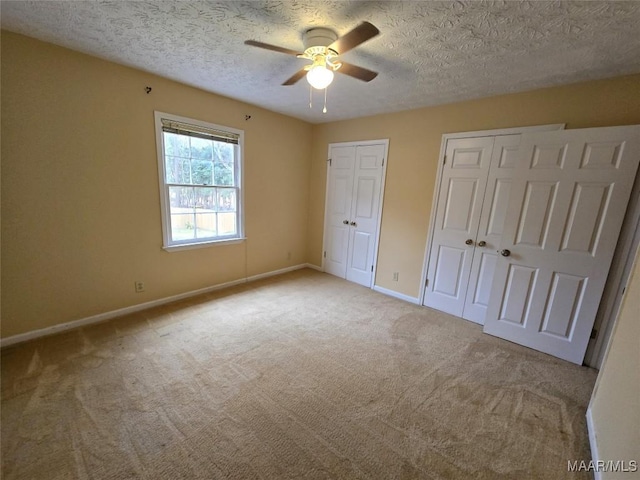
[154,111,244,251]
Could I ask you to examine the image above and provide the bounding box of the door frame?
[584,167,640,368]
[418,122,640,367]
[418,124,565,308]
[321,139,390,288]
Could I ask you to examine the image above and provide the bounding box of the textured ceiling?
[2,1,640,123]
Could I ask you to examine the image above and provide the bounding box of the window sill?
[162,237,246,252]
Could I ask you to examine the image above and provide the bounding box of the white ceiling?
[2,1,640,124]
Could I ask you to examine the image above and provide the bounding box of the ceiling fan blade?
[337,62,378,82]
[282,68,308,86]
[328,21,380,55]
[244,40,302,56]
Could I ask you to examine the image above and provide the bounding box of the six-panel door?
[423,137,493,317]
[462,135,522,324]
[346,145,385,286]
[324,143,385,288]
[483,126,640,364]
[324,146,356,279]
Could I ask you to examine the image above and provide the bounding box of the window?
[154,112,243,249]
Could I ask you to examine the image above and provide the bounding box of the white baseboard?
[586,407,602,480]
[246,264,310,282]
[305,263,323,272]
[1,263,311,348]
[372,285,420,304]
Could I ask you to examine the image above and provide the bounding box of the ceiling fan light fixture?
[245,21,380,95]
[306,64,334,90]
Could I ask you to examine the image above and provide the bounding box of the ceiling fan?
[244,22,380,90]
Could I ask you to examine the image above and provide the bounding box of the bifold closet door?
[462,135,522,324]
[345,145,385,286]
[324,144,385,287]
[425,132,550,325]
[423,137,493,317]
[484,125,640,364]
[324,146,356,279]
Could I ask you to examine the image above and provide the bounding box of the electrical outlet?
[134,281,145,293]
[393,272,399,281]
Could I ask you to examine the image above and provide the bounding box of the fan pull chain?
[308,84,329,113]
[323,87,328,113]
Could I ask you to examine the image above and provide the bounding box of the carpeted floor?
[1,269,597,479]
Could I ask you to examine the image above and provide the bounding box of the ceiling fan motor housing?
[303,28,338,50]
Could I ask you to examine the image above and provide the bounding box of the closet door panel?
[424,137,494,316]
[463,135,521,324]
[346,144,385,286]
[324,146,356,278]
[484,125,640,364]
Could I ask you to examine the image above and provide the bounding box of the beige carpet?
[1,269,597,479]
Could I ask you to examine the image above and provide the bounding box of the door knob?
[465,239,474,245]
[343,220,349,225]
[478,241,486,247]
[500,249,511,257]
[350,221,357,227]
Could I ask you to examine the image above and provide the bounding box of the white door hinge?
[323,251,326,258]
[328,158,332,166]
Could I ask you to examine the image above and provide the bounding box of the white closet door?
[423,137,494,316]
[463,135,521,324]
[346,144,385,287]
[324,146,355,278]
[483,125,640,364]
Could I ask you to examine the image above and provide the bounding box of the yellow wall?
[1,31,312,338]
[3,29,640,340]
[309,74,640,297]
[588,246,640,477]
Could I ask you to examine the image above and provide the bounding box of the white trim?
[153,111,245,250]
[305,263,323,272]
[162,237,246,251]
[417,133,448,306]
[322,139,391,149]
[320,142,333,273]
[321,139,390,288]
[246,264,307,282]
[585,408,602,480]
[371,140,390,287]
[372,285,420,305]
[417,124,566,306]
[584,173,640,368]
[436,124,566,140]
[1,264,310,348]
